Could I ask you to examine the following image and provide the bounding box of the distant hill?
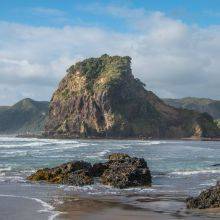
[164,97,220,119]
[0,98,49,134]
[216,119,220,128]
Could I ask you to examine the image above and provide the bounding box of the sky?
[1,0,220,105]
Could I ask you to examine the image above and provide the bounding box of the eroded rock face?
[27,161,92,185]
[186,182,220,209]
[101,153,152,188]
[44,54,220,139]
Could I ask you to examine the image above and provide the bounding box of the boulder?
[186,182,220,209]
[27,153,152,189]
[27,161,92,186]
[63,170,93,186]
[101,154,151,188]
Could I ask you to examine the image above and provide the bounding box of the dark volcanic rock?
[44,54,220,139]
[28,153,152,189]
[186,182,220,209]
[101,153,152,188]
[90,162,108,177]
[63,170,93,186]
[27,161,92,186]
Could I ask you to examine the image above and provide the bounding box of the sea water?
[0,136,220,219]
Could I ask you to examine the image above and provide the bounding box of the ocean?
[0,136,220,220]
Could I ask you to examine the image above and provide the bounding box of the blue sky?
[1,0,220,29]
[1,1,220,105]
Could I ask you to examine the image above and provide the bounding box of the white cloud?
[0,8,220,105]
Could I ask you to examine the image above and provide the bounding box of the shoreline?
[15,133,220,141]
[1,182,220,220]
[0,136,220,219]
[0,193,60,220]
[54,196,220,220]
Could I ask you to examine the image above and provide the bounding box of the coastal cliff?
[44,54,220,139]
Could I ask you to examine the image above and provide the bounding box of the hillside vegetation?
[164,97,220,119]
[0,98,49,134]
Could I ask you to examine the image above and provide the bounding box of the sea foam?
[170,169,220,176]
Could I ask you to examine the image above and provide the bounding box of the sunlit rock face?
[44,54,220,139]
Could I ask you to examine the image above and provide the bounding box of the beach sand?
[0,196,51,220]
[1,193,220,220]
[55,197,220,220]
[56,197,173,220]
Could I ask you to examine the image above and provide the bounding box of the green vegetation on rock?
[66,54,132,94]
[215,119,220,128]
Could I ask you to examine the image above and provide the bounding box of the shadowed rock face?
[44,54,220,139]
[186,182,220,209]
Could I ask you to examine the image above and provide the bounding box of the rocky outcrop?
[101,154,151,188]
[27,161,93,186]
[28,153,151,188]
[186,182,220,209]
[44,54,220,139]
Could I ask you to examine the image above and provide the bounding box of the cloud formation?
[0,8,220,105]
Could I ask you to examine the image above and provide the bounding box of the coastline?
[55,198,174,220]
[0,193,60,220]
[15,133,220,141]
[1,182,220,220]
[55,196,220,220]
[0,136,220,220]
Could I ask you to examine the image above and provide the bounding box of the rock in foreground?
[28,153,151,188]
[27,161,93,186]
[186,182,220,209]
[101,154,151,188]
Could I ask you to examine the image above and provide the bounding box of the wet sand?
[56,197,174,220]
[58,207,175,220]
[0,196,52,220]
[0,183,61,220]
[55,197,220,220]
[1,193,220,220]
